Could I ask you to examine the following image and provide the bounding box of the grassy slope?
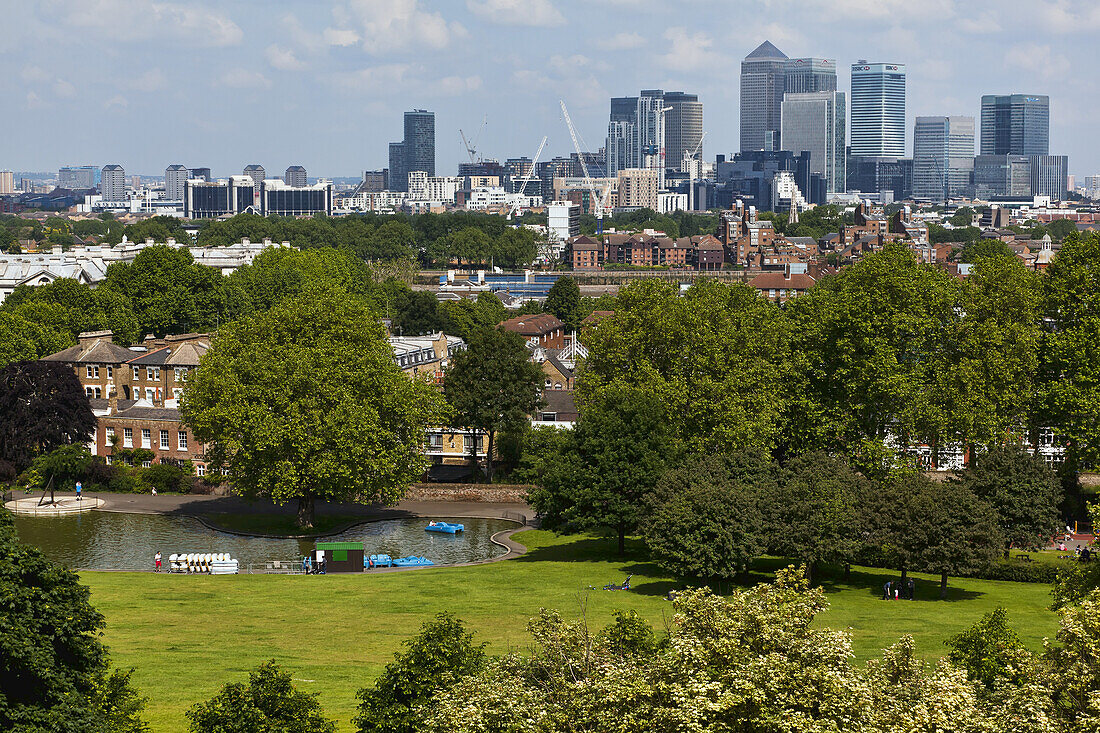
[83,530,1059,732]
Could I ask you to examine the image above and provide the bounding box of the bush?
[142,462,192,494]
[970,560,1060,584]
[107,471,143,494]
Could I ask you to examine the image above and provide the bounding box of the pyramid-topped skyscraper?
[740,41,788,153]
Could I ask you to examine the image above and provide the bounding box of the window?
[123,427,133,447]
[160,430,169,449]
[196,464,205,477]
[147,367,159,381]
[142,460,151,468]
[145,388,155,401]
[106,427,115,442]
[141,428,151,448]
[94,386,102,399]
[463,434,476,450]
[86,387,94,397]
[178,431,188,450]
[132,366,140,380]
[86,365,98,378]
[106,366,112,379]
[426,434,443,449]
[544,379,552,388]
[541,412,557,421]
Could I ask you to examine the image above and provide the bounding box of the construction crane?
[685,132,707,211]
[559,100,609,233]
[508,135,548,219]
[459,115,487,164]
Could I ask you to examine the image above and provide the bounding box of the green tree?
[0,311,72,368]
[1048,218,1079,241]
[580,278,787,454]
[958,238,1015,262]
[946,608,1029,690]
[443,327,542,481]
[492,228,537,268]
[1040,233,1100,466]
[783,244,960,462]
[532,386,675,554]
[392,289,444,336]
[954,446,1061,555]
[364,221,418,261]
[186,660,334,733]
[768,452,871,584]
[449,227,492,265]
[544,276,581,330]
[643,453,767,580]
[228,246,373,314]
[181,292,448,527]
[870,474,1002,598]
[354,613,486,733]
[0,508,148,732]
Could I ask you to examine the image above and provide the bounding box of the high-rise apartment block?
[387,110,435,192]
[850,61,906,157]
[616,168,660,210]
[912,116,975,200]
[740,41,788,152]
[284,166,307,187]
[59,166,98,190]
[100,164,126,201]
[604,90,702,183]
[243,164,265,187]
[164,164,188,200]
[780,91,846,194]
[980,94,1049,156]
[0,171,13,194]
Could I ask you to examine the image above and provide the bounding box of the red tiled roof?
[500,313,564,336]
[748,272,818,290]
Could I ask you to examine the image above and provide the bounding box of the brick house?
[500,313,565,349]
[569,235,603,270]
[749,265,818,303]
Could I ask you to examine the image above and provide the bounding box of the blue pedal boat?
[425,521,464,534]
[367,554,393,568]
[392,556,434,567]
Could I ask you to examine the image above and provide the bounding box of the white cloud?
[53,79,76,98]
[103,94,128,110]
[331,0,465,54]
[218,69,272,89]
[659,27,727,73]
[330,63,480,96]
[24,91,45,110]
[603,32,645,51]
[1028,0,1100,32]
[466,0,565,27]
[265,45,305,71]
[128,68,167,92]
[20,65,51,83]
[48,0,243,46]
[1004,42,1070,79]
[323,27,359,46]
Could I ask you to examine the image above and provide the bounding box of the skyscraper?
[664,91,704,173]
[284,165,307,187]
[0,171,14,194]
[100,164,126,201]
[403,109,435,177]
[912,116,974,200]
[189,167,211,182]
[784,58,837,94]
[850,61,906,157]
[165,164,188,200]
[781,91,846,194]
[740,41,788,152]
[387,110,435,192]
[243,164,265,187]
[980,94,1049,156]
[1030,155,1068,199]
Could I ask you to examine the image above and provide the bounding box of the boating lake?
[10,512,515,571]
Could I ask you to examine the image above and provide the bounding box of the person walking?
[883,580,891,600]
[908,578,915,600]
[154,551,162,572]
[75,481,82,502]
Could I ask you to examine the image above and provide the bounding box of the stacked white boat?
[169,553,239,574]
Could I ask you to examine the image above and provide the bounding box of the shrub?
[142,462,192,494]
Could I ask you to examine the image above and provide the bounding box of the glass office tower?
[850,61,906,157]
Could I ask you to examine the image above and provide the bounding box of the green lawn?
[82,530,1060,733]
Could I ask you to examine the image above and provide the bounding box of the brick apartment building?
[500,313,565,349]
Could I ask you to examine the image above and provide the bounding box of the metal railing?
[500,510,538,527]
[245,559,307,575]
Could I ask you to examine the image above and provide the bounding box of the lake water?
[10,512,514,571]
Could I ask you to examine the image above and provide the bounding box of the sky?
[3,0,1098,179]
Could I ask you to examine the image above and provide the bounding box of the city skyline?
[2,0,1097,176]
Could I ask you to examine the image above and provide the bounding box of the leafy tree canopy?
[186,660,334,733]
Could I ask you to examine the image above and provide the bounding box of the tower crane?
[559,100,610,234]
[459,115,487,164]
[508,135,548,219]
[686,132,707,211]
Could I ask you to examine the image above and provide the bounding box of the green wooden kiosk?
[315,541,364,573]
